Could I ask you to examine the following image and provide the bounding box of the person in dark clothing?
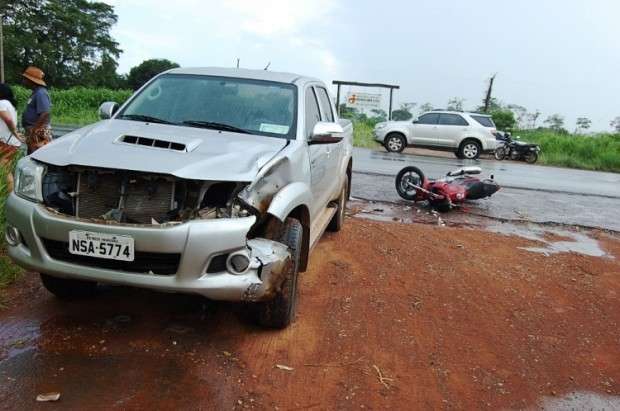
[21,66,52,153]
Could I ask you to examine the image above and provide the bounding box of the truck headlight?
[14,157,45,202]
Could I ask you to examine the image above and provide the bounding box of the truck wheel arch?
[265,183,312,272]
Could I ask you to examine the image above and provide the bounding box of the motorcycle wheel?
[524,151,538,164]
[494,146,506,161]
[509,149,520,161]
[395,166,425,201]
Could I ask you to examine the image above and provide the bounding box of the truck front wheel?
[255,218,303,328]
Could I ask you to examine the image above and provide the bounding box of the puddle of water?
[0,318,41,362]
[488,222,610,258]
[533,391,620,411]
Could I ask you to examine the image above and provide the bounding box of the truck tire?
[39,273,99,300]
[255,218,303,328]
[327,175,348,232]
[384,134,406,153]
[458,140,481,160]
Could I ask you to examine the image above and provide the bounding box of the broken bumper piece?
[5,193,291,302]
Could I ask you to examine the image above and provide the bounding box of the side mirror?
[99,101,119,120]
[308,121,344,145]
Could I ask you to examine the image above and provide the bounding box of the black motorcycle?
[494,132,540,164]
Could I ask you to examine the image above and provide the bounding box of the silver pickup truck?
[5,67,352,328]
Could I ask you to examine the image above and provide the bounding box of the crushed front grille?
[76,170,175,224]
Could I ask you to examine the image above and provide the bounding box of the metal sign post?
[333,80,400,120]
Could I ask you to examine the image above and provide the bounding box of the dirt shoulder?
[1,217,619,410]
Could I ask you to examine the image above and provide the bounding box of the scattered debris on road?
[36,392,60,402]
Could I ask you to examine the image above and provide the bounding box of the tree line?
[2,0,178,91]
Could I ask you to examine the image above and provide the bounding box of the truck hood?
[33,120,289,182]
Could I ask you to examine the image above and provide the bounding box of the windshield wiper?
[182,120,250,134]
[118,114,175,125]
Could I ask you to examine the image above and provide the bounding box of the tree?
[491,110,516,131]
[575,117,591,134]
[369,109,387,122]
[506,104,528,128]
[446,97,464,111]
[610,116,620,133]
[127,59,180,90]
[391,103,414,121]
[418,102,434,114]
[528,110,541,129]
[544,114,565,131]
[3,0,122,88]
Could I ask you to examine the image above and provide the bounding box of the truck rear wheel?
[39,273,99,300]
[255,218,303,328]
[327,175,348,232]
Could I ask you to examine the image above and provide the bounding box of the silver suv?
[374,111,498,159]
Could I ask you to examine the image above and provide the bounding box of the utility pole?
[0,15,4,83]
[483,73,497,113]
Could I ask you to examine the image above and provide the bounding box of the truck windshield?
[117,74,297,139]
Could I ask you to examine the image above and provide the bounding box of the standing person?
[0,83,24,191]
[21,66,52,154]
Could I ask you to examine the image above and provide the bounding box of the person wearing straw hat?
[21,66,52,153]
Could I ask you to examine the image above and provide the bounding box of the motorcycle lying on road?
[395,166,500,211]
[494,132,540,163]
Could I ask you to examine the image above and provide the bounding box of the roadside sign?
[346,92,382,109]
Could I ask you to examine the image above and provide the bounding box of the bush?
[13,85,132,126]
[491,109,516,131]
[518,130,620,172]
[0,154,23,295]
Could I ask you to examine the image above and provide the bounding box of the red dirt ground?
[0,217,619,410]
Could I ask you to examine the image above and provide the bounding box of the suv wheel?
[384,134,406,153]
[458,140,481,160]
[254,218,303,328]
[40,273,99,300]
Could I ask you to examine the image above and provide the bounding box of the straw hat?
[21,66,47,86]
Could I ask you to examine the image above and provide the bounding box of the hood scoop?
[119,135,196,152]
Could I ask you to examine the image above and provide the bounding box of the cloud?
[224,0,334,37]
[104,0,339,80]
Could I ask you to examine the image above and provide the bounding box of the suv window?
[315,87,334,122]
[471,115,495,128]
[439,113,469,126]
[305,88,322,138]
[417,113,439,125]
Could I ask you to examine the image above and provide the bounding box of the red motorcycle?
[395,166,500,211]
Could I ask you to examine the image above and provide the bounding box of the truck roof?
[166,67,320,85]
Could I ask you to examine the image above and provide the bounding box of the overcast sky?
[104,0,620,131]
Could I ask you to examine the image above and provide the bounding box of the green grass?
[0,154,23,301]
[517,130,620,172]
[14,85,132,126]
[352,120,381,149]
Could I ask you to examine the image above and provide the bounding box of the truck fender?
[266,182,313,223]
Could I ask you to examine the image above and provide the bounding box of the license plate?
[69,231,135,262]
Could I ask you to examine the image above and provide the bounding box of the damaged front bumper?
[5,193,290,302]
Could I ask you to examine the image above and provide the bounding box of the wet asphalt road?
[351,148,620,231]
[352,148,620,198]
